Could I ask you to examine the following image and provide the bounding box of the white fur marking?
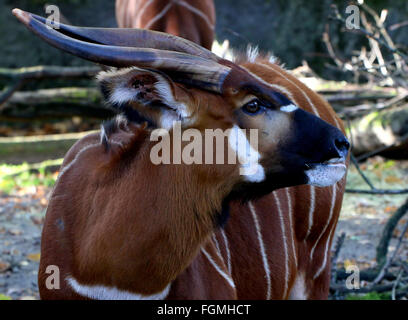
[280,104,298,113]
[201,248,235,289]
[305,186,316,240]
[248,201,272,300]
[177,0,215,30]
[212,234,222,256]
[240,66,298,105]
[289,273,308,300]
[256,62,320,117]
[144,2,174,29]
[272,192,289,299]
[220,229,232,274]
[228,125,265,182]
[109,87,137,106]
[58,143,100,179]
[67,277,171,300]
[246,46,259,63]
[313,185,338,280]
[285,188,298,268]
[306,164,347,187]
[135,0,156,26]
[310,185,337,260]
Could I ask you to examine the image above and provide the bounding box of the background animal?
[115,0,216,50]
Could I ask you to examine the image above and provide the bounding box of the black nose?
[291,108,351,164]
[334,136,351,158]
[321,131,350,162]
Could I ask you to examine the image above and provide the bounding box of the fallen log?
[0,66,100,81]
[0,66,101,106]
[348,103,408,159]
[0,131,96,164]
[0,87,114,120]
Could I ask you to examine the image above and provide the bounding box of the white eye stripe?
[280,104,298,113]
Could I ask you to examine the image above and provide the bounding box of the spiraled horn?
[28,12,220,62]
[12,9,231,93]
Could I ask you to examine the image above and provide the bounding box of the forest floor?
[0,157,407,300]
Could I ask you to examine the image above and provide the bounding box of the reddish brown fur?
[39,59,348,300]
[116,0,216,50]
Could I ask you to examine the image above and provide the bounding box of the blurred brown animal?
[115,0,216,50]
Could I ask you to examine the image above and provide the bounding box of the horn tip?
[12,8,31,25]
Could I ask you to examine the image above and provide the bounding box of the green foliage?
[0,294,12,301]
[0,160,62,194]
[346,292,391,300]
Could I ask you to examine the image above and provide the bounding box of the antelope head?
[13,9,350,201]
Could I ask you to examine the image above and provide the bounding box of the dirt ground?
[0,158,407,300]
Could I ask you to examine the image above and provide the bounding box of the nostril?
[334,137,351,155]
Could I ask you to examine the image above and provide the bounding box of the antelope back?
[116,0,216,50]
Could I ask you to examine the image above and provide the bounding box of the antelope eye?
[242,99,265,116]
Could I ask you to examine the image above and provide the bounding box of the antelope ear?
[97,67,190,129]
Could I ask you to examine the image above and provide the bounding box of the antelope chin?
[305,159,347,187]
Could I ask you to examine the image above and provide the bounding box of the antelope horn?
[28,12,219,62]
[12,9,231,93]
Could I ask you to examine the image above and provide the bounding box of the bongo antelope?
[13,9,350,300]
[115,0,216,50]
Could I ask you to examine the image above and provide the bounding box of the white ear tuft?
[246,45,259,63]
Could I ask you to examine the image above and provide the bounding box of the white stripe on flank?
[177,0,215,30]
[248,201,272,300]
[58,143,100,179]
[144,2,174,29]
[285,188,298,268]
[67,277,171,300]
[272,192,289,299]
[201,248,236,289]
[135,0,157,26]
[212,234,222,257]
[59,138,124,180]
[220,229,232,274]
[305,186,316,240]
[313,214,337,280]
[309,185,337,260]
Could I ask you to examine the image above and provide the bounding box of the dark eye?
[242,99,265,116]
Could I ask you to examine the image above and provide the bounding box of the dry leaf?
[385,176,403,184]
[0,261,11,273]
[27,253,41,262]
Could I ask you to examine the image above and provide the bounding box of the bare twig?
[338,92,408,118]
[0,66,100,80]
[350,154,375,190]
[0,79,26,105]
[329,5,408,61]
[374,216,408,285]
[346,189,408,195]
[392,267,404,300]
[389,21,408,31]
[0,66,101,107]
[376,198,408,271]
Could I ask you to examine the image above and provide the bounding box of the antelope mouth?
[305,158,347,187]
